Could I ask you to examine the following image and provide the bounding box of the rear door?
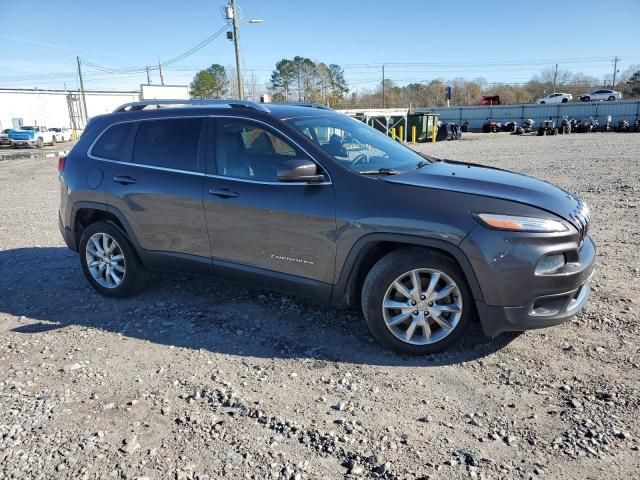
[98,117,211,270]
[203,116,337,287]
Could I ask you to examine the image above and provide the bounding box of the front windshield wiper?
[416,160,431,169]
[358,168,399,176]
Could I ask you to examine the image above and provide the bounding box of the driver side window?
[214,120,306,182]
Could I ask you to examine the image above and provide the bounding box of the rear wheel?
[36,137,44,148]
[583,96,590,102]
[79,221,146,297]
[361,248,473,355]
[51,136,56,145]
[562,98,568,103]
[608,96,615,101]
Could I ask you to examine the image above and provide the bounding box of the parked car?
[536,93,572,104]
[58,99,595,355]
[9,125,57,147]
[0,128,11,146]
[49,127,73,142]
[578,89,622,102]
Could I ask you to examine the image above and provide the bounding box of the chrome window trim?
[88,157,206,177]
[86,114,332,185]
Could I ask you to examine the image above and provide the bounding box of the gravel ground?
[0,132,639,480]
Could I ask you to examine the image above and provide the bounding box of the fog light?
[535,253,566,274]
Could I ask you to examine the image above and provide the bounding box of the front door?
[203,117,337,286]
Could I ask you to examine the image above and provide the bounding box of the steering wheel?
[351,153,369,166]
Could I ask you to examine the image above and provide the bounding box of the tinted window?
[215,120,305,181]
[92,123,132,160]
[133,118,202,171]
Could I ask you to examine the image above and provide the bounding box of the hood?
[386,160,586,228]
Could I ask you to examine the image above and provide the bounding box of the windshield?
[285,114,429,173]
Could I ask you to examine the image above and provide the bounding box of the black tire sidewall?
[78,222,143,298]
[362,249,474,355]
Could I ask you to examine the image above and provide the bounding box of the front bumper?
[476,276,592,336]
[10,139,36,147]
[461,224,596,336]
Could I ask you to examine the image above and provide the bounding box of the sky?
[0,0,638,93]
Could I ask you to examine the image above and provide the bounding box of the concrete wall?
[0,88,140,131]
[415,100,640,131]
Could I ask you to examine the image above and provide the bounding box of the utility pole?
[612,56,620,88]
[146,66,151,85]
[230,0,243,99]
[76,56,88,125]
[382,64,385,109]
[158,58,165,85]
[552,63,558,93]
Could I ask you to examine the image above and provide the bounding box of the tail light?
[57,156,66,172]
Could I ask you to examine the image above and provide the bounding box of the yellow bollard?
[412,126,416,144]
[391,127,396,140]
[432,125,437,143]
[399,125,404,142]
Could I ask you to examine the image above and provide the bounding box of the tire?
[361,248,473,355]
[79,221,146,298]
[540,101,545,104]
[553,128,559,135]
[36,137,44,148]
[51,136,56,146]
[562,98,568,103]
[608,96,615,101]
[583,96,590,102]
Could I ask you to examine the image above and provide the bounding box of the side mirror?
[277,158,325,183]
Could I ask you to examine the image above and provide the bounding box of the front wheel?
[36,137,44,148]
[79,221,146,297]
[361,248,473,354]
[51,136,56,145]
[608,96,616,101]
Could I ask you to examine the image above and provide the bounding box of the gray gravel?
[1,132,639,479]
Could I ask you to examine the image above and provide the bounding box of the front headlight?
[475,213,568,233]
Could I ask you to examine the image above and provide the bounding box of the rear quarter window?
[91,123,133,160]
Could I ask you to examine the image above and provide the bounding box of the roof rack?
[112,99,270,113]
[275,102,332,110]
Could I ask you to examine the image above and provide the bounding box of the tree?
[269,59,296,100]
[189,64,227,99]
[328,64,349,108]
[623,71,640,98]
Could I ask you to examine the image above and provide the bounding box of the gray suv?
[58,100,595,354]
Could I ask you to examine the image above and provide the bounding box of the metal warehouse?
[0,88,140,131]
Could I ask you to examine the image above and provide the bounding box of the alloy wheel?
[382,268,463,345]
[85,232,126,288]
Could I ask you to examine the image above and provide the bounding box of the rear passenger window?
[133,118,202,171]
[91,123,132,160]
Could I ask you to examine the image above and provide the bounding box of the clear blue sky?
[1,0,638,92]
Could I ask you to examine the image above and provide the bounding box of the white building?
[0,87,140,131]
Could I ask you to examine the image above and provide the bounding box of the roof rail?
[274,102,333,110]
[112,99,270,113]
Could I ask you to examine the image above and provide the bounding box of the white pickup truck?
[8,125,57,148]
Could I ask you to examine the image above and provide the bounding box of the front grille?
[571,199,590,246]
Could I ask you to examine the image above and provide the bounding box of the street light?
[227,0,263,100]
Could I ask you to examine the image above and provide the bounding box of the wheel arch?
[332,233,485,307]
[72,202,139,253]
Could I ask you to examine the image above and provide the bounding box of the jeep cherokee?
[58,100,595,354]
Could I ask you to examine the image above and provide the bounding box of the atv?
[615,120,630,132]
[482,119,501,133]
[538,120,558,136]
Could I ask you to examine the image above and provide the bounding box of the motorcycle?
[615,120,630,132]
[503,121,518,133]
[461,120,470,133]
[632,120,640,132]
[559,117,572,134]
[482,119,501,133]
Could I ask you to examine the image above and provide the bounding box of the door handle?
[208,187,239,198]
[113,175,137,185]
